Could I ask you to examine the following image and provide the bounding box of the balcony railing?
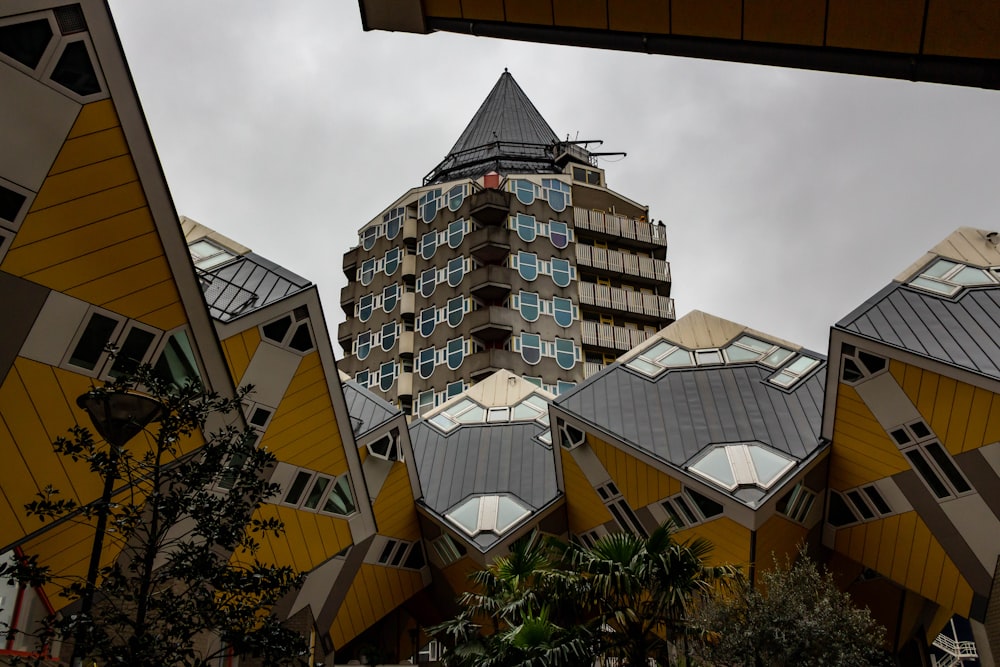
[573,208,668,247]
[575,244,670,283]
[581,321,655,353]
[578,282,675,321]
[583,361,606,378]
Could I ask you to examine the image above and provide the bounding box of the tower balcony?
[465,306,519,345]
[577,282,675,322]
[343,245,361,281]
[575,244,671,287]
[468,226,511,265]
[580,320,656,354]
[468,188,511,225]
[572,208,668,254]
[468,264,513,303]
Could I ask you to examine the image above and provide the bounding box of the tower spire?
[425,71,562,184]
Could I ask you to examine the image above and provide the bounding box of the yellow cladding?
[259,352,347,475]
[559,448,613,534]
[674,516,750,570]
[3,100,185,331]
[440,556,480,599]
[0,358,195,546]
[22,498,130,609]
[829,383,909,489]
[328,563,425,649]
[833,511,974,618]
[373,463,422,541]
[586,434,681,507]
[244,504,352,574]
[221,327,262,386]
[890,359,1000,455]
[753,514,810,574]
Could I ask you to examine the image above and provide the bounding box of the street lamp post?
[70,390,162,667]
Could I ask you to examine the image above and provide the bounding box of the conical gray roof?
[425,71,563,184]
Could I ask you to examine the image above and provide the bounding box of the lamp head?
[76,390,163,447]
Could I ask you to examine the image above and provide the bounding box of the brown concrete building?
[337,71,674,415]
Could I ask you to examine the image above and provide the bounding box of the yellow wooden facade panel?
[330,563,422,650]
[67,99,118,138]
[12,182,147,247]
[223,328,261,387]
[964,388,994,452]
[49,127,129,176]
[30,154,139,212]
[441,557,479,598]
[103,279,183,324]
[608,0,669,33]
[560,448,613,534]
[832,512,971,617]
[461,0,504,21]
[753,514,809,574]
[373,463,422,541]
[743,0,825,46]
[19,232,164,292]
[7,208,152,275]
[588,434,680,507]
[675,516,750,569]
[826,0,925,53]
[66,255,173,306]
[0,416,37,542]
[983,394,1000,444]
[924,0,1000,59]
[504,0,554,25]
[552,0,608,29]
[672,0,742,39]
[139,301,188,332]
[423,0,462,18]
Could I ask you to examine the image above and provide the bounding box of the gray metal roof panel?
[342,380,401,438]
[555,363,826,472]
[838,283,1000,380]
[200,252,312,322]
[410,421,557,515]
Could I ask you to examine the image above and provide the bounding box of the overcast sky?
[107,1,1000,354]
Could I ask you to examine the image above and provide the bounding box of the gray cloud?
[109,1,1000,353]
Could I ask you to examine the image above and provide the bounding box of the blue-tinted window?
[447,338,464,371]
[555,338,576,370]
[447,381,464,398]
[513,179,536,205]
[542,179,570,212]
[381,322,397,352]
[519,291,539,322]
[360,259,375,286]
[355,370,369,387]
[447,257,465,288]
[384,247,400,276]
[361,227,377,251]
[448,220,465,249]
[384,207,404,239]
[382,284,399,313]
[551,258,572,287]
[356,331,371,360]
[521,333,541,365]
[517,252,537,281]
[553,297,573,327]
[418,306,436,338]
[447,184,465,212]
[359,294,374,322]
[516,213,536,242]
[419,189,441,223]
[447,296,465,327]
[419,268,436,297]
[418,347,436,379]
[549,220,569,249]
[379,361,396,392]
[419,230,437,260]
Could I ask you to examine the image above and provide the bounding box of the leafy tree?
[432,523,739,667]
[565,524,739,666]
[431,531,592,667]
[0,363,309,666]
[691,549,888,667]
